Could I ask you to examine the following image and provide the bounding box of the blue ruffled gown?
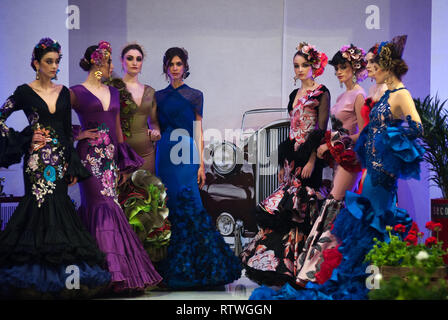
[155,84,242,289]
[250,87,424,300]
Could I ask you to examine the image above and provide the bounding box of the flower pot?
[431,198,448,265]
[380,266,447,286]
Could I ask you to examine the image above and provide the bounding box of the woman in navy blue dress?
[154,47,242,289]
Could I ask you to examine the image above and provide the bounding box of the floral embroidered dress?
[155,84,242,289]
[250,87,422,300]
[0,84,111,298]
[70,84,162,292]
[240,85,330,287]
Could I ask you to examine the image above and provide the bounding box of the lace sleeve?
[318,89,330,131]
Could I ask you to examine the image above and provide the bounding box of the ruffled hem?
[156,186,242,289]
[255,185,318,233]
[249,189,414,300]
[0,195,107,267]
[0,262,110,299]
[0,126,33,168]
[78,201,162,291]
[116,142,144,173]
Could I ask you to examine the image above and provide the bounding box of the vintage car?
[199,108,290,252]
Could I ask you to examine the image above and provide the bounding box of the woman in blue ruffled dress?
[154,47,242,289]
[250,37,424,300]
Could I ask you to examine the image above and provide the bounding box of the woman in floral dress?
[240,42,330,288]
[70,41,162,294]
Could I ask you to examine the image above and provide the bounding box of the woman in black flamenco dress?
[0,38,110,299]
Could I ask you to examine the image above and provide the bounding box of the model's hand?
[301,161,315,179]
[30,132,46,152]
[317,144,329,159]
[76,128,99,141]
[67,176,78,186]
[197,166,206,189]
[148,129,161,141]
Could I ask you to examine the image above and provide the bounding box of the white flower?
[416,250,429,261]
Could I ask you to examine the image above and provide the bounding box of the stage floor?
[99,271,259,300]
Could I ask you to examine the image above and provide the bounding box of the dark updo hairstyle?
[373,35,409,81]
[373,41,408,80]
[79,45,99,71]
[328,51,347,68]
[163,47,190,80]
[31,38,62,71]
[121,43,144,60]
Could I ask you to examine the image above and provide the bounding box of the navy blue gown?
[155,84,242,289]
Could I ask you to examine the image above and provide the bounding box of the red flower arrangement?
[426,221,443,232]
[425,236,438,248]
[324,131,362,172]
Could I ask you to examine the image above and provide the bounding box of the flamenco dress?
[70,84,162,292]
[240,85,330,287]
[107,78,171,263]
[0,85,110,299]
[250,87,423,300]
[155,84,242,289]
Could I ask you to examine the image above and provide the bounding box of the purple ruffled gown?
[70,84,162,292]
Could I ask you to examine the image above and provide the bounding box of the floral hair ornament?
[340,44,367,81]
[31,38,62,64]
[296,42,328,77]
[90,41,112,67]
[377,35,407,71]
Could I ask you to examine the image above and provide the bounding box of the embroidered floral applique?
[289,87,323,146]
[25,123,67,207]
[81,123,118,200]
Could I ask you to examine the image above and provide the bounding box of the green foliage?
[365,234,445,268]
[414,95,448,198]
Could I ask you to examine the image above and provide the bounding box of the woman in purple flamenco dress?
[70,41,162,293]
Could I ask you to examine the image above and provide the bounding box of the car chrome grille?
[256,123,290,203]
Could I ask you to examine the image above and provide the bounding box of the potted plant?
[414,95,448,264]
[365,221,447,299]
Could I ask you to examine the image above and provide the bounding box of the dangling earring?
[294,76,297,86]
[352,74,357,84]
[35,69,40,80]
[94,70,103,80]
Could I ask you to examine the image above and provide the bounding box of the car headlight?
[216,212,235,236]
[212,142,238,175]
